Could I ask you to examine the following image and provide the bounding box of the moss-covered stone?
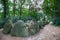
[11,20,29,37]
[11,20,40,37]
[25,20,40,35]
[3,20,14,34]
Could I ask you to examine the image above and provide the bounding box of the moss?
[11,20,29,37]
[3,20,14,34]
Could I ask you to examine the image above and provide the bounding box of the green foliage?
[29,7,40,21]
[42,0,54,16]
[11,16,19,23]
[21,8,29,21]
[8,1,13,6]
[42,0,60,25]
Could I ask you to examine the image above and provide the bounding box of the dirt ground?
[0,24,60,40]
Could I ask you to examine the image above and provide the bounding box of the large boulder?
[25,20,40,35]
[3,20,14,34]
[11,20,29,37]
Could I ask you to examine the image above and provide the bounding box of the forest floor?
[0,24,60,40]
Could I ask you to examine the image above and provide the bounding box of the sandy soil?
[0,24,60,40]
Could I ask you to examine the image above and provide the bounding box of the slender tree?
[18,0,25,18]
[13,0,16,16]
[2,0,9,19]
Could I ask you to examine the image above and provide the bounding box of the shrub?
[11,16,19,23]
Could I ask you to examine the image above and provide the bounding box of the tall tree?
[18,0,25,18]
[2,0,9,19]
[13,0,16,16]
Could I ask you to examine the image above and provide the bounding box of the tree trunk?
[2,0,9,19]
[13,0,16,16]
